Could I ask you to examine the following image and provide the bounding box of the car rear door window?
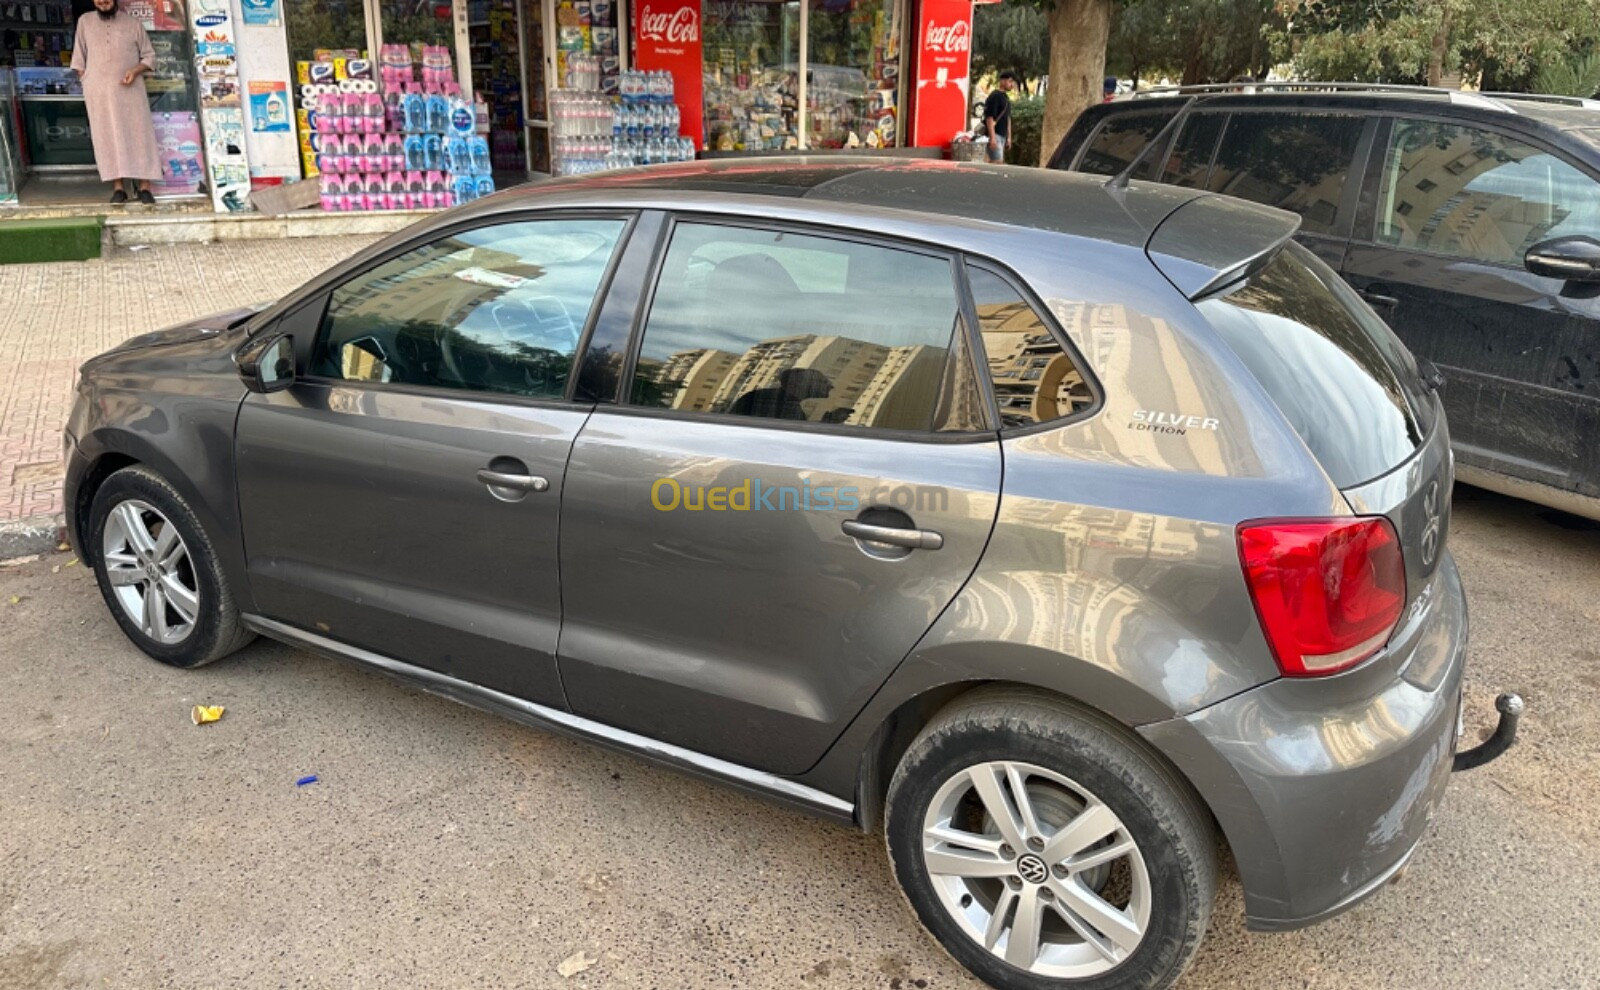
[966,264,1095,428]
[1206,112,1365,235]
[312,218,626,399]
[1376,119,1600,266]
[1074,110,1176,180]
[630,222,963,432]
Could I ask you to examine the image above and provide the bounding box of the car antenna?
[1106,95,1199,191]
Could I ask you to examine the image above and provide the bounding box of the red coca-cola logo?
[923,19,970,53]
[640,5,700,43]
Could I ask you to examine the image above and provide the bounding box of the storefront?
[0,0,976,210]
[1,0,207,205]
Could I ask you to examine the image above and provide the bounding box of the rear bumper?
[1139,551,1469,930]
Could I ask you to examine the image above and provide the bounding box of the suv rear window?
[1198,243,1435,487]
[1073,111,1175,180]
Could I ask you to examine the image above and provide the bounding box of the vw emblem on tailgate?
[1420,480,1441,567]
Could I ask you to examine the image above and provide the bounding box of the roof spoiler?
[1145,194,1301,299]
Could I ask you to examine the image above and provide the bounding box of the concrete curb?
[0,515,67,560]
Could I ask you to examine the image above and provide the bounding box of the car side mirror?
[237,333,295,393]
[1524,235,1600,282]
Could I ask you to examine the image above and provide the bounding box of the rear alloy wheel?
[920,761,1151,977]
[886,688,1216,990]
[101,499,201,646]
[87,465,254,668]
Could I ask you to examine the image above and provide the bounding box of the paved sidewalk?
[0,238,379,528]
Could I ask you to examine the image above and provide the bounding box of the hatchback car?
[68,159,1496,990]
[1049,84,1600,521]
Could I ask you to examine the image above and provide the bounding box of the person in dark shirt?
[983,71,1017,163]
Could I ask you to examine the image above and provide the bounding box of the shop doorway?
[468,0,527,182]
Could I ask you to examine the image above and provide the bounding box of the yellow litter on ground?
[191,705,225,725]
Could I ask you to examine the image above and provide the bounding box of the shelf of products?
[1,0,73,68]
[468,0,525,174]
[701,0,799,152]
[804,0,899,149]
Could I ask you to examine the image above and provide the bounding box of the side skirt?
[243,614,858,825]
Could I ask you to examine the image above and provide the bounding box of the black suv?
[1050,85,1600,520]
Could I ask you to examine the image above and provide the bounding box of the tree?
[1042,0,1115,166]
[973,1,1051,86]
[1283,0,1600,90]
[1106,0,1285,86]
[1534,51,1600,96]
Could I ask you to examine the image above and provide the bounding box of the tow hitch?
[1452,693,1523,772]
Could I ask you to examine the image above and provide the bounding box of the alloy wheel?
[101,499,200,646]
[920,760,1151,978]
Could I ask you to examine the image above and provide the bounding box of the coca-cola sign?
[923,19,970,54]
[634,0,704,148]
[912,0,975,147]
[639,4,700,43]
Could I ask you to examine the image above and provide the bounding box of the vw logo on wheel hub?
[1016,854,1049,884]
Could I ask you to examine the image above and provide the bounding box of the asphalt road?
[1,484,1597,990]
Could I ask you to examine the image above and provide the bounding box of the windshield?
[1199,243,1434,487]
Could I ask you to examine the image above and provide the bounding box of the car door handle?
[1358,289,1400,310]
[841,519,944,550]
[476,469,549,493]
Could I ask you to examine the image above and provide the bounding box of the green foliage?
[1533,50,1600,96]
[1106,0,1285,84]
[1283,0,1600,91]
[1008,95,1045,167]
[973,1,1051,84]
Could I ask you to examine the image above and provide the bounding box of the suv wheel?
[885,688,1216,990]
[88,465,254,668]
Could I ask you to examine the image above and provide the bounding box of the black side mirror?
[237,333,295,393]
[1524,235,1600,282]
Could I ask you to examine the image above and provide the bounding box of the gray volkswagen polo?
[63,159,1517,990]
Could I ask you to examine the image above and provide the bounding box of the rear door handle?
[476,469,549,493]
[1358,289,1400,310]
[841,519,944,550]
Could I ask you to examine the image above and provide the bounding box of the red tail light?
[1237,517,1406,677]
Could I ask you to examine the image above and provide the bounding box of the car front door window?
[313,218,627,398]
[1377,120,1600,266]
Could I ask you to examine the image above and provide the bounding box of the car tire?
[87,465,255,668]
[885,687,1216,990]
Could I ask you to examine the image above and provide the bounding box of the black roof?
[1084,90,1600,157]
[514,157,1210,248]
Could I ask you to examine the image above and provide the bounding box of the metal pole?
[454,0,473,100]
[797,0,807,149]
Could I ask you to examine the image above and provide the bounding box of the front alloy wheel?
[922,761,1150,978]
[101,499,201,645]
[87,464,254,668]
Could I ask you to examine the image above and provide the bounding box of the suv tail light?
[1237,517,1406,677]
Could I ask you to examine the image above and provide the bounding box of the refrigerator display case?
[144,22,204,196]
[0,69,21,203]
[14,65,86,168]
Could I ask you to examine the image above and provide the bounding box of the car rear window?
[1198,242,1435,487]
[1072,111,1175,180]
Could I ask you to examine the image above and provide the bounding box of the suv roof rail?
[1121,81,1539,113]
[1478,90,1600,109]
